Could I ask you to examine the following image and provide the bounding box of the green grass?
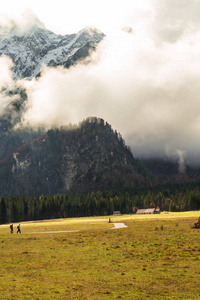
[1,212,200,299]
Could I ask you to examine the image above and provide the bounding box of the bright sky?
[0,0,151,34]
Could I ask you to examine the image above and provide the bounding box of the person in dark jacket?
[10,224,13,234]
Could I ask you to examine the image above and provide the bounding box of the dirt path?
[111,223,127,229]
[4,223,127,235]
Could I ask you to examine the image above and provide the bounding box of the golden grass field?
[1,211,200,299]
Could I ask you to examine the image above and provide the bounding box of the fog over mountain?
[0,1,200,169]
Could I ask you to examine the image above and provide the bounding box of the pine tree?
[0,198,8,224]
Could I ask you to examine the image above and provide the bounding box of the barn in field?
[113,211,121,216]
[136,208,160,215]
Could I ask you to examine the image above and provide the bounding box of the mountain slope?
[0,117,155,196]
[141,158,200,184]
[0,22,105,79]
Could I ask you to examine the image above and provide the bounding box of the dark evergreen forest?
[1,183,200,224]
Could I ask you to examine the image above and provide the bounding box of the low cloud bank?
[1,1,200,167]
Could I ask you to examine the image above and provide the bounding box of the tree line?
[1,183,200,224]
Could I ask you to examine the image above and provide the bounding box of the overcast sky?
[1,0,200,167]
[0,0,152,35]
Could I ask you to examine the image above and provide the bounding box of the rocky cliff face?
[0,118,154,196]
[0,21,105,79]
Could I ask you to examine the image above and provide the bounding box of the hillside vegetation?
[1,182,200,224]
[0,117,154,197]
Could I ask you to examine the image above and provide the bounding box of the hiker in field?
[10,224,13,234]
[17,224,21,234]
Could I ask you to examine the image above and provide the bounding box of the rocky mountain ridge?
[0,21,105,79]
[0,117,155,196]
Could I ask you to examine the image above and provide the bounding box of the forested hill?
[0,117,155,196]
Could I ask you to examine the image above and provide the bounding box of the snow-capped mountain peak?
[0,18,105,79]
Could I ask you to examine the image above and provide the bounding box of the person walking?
[10,224,13,234]
[17,224,21,234]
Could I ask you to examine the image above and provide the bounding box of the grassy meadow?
[1,211,200,299]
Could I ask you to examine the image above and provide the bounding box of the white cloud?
[151,0,200,43]
[0,55,13,89]
[0,56,19,112]
[1,1,200,165]
[19,22,200,166]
